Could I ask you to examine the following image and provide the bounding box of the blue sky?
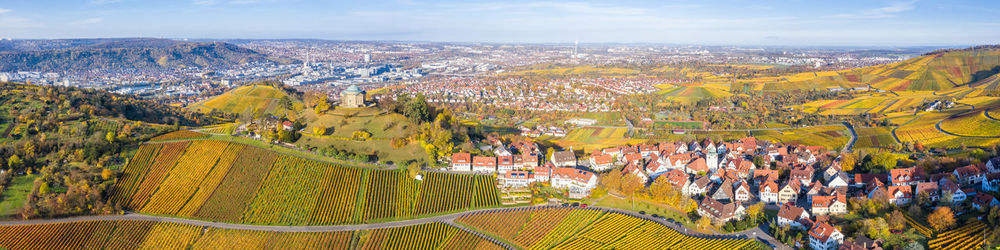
[0,0,998,46]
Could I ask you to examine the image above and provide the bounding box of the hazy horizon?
[1,0,999,46]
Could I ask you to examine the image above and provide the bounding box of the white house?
[451,153,471,171]
[776,204,810,229]
[809,222,844,250]
[759,180,779,204]
[499,171,533,188]
[551,167,598,191]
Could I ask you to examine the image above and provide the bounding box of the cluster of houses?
[449,136,1000,250]
[451,141,597,199]
[518,125,567,137]
[581,137,1000,250]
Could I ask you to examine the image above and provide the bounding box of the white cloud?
[70,18,104,25]
[0,8,42,29]
[833,0,918,19]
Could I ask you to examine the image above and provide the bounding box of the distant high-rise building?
[364,54,371,63]
[574,40,578,58]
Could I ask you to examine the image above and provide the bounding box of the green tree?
[871,151,897,170]
[38,182,50,195]
[105,131,116,144]
[407,162,421,179]
[863,218,890,239]
[6,155,22,170]
[314,98,331,114]
[403,94,430,122]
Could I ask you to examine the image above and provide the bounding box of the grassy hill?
[110,138,500,225]
[188,85,303,117]
[294,107,428,165]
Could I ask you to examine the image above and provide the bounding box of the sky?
[1,0,999,46]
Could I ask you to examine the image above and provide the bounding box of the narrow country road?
[842,122,857,153]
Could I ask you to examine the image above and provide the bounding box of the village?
[449,137,1000,250]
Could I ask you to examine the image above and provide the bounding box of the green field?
[0,174,36,217]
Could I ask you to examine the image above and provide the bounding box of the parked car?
[580,204,588,208]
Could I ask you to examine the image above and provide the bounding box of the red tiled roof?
[452,153,471,164]
[809,222,839,243]
[472,156,496,167]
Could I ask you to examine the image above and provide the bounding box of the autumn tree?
[620,173,643,209]
[697,216,713,231]
[407,162,421,179]
[601,169,623,192]
[839,153,856,172]
[312,125,327,135]
[648,176,673,201]
[862,218,890,239]
[746,203,765,223]
[887,210,906,230]
[928,207,956,231]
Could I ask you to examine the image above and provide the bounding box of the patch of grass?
[589,195,694,229]
[0,174,36,217]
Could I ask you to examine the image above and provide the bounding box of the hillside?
[761,49,1000,92]
[0,38,283,71]
[295,107,429,165]
[0,220,501,249]
[110,138,500,225]
[188,85,303,117]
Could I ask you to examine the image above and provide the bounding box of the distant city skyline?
[1,0,999,46]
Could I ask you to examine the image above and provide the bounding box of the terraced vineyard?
[928,221,987,250]
[903,214,933,237]
[150,130,209,141]
[363,222,503,249]
[751,125,850,150]
[0,219,499,249]
[854,126,900,149]
[938,110,1000,137]
[895,110,1000,148]
[187,84,303,117]
[456,207,764,250]
[110,139,500,225]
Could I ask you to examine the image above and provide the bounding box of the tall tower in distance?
[574,40,579,58]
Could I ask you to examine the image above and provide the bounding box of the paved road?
[985,109,999,121]
[842,122,857,153]
[584,207,789,249]
[0,205,789,249]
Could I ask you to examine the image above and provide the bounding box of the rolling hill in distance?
[0,38,292,72]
